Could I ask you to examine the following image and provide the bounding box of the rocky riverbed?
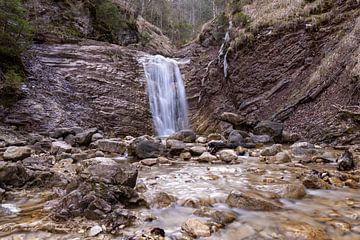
[0,125,360,239]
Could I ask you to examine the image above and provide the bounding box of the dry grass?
[242,0,333,31]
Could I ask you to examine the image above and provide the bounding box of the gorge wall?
[0,0,175,137]
[183,0,360,145]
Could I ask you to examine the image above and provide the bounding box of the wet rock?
[0,161,29,187]
[291,142,317,156]
[180,152,192,161]
[74,128,98,146]
[329,177,344,188]
[328,220,351,233]
[196,136,207,144]
[280,222,328,240]
[3,146,31,161]
[198,152,217,163]
[190,146,207,156]
[228,130,244,146]
[226,191,282,211]
[89,225,103,237]
[337,150,354,171]
[250,134,273,144]
[302,175,332,190]
[254,121,283,142]
[166,139,186,155]
[81,163,138,188]
[194,207,237,226]
[91,133,104,142]
[218,149,238,163]
[53,162,138,221]
[96,139,127,154]
[235,146,247,155]
[140,158,158,166]
[271,151,291,164]
[157,156,170,164]
[182,218,211,238]
[207,133,223,141]
[270,183,307,199]
[261,144,282,156]
[50,141,72,155]
[129,136,164,159]
[151,192,178,208]
[207,141,237,154]
[168,130,196,143]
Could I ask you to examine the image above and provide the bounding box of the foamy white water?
[141,55,189,136]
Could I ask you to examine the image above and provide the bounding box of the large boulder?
[166,139,186,156]
[50,127,76,139]
[250,134,273,144]
[3,146,31,161]
[74,128,98,146]
[226,191,282,211]
[96,139,127,154]
[254,121,283,142]
[198,152,217,163]
[291,142,317,156]
[261,144,282,156]
[50,141,72,155]
[128,136,165,159]
[182,218,211,238]
[53,161,140,221]
[168,130,196,143]
[218,149,238,163]
[0,161,29,187]
[228,130,244,146]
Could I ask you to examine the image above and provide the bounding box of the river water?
[1,151,360,239]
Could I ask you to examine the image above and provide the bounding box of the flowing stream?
[141,55,190,137]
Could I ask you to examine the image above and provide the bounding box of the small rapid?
[141,55,190,137]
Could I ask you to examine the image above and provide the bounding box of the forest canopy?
[126,0,227,45]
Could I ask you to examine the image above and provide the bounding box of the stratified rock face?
[182,1,360,144]
[1,41,153,137]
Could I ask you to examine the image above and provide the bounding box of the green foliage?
[93,0,136,43]
[0,0,32,106]
[0,0,33,59]
[3,69,24,92]
[233,11,250,28]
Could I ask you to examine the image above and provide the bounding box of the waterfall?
[219,21,233,78]
[141,55,190,137]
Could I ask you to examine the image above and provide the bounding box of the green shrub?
[233,12,250,28]
[0,0,32,106]
[93,0,137,43]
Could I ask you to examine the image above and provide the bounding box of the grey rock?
[96,139,126,154]
[250,134,273,144]
[190,146,207,156]
[89,225,103,237]
[166,139,186,156]
[226,191,282,211]
[168,130,196,143]
[3,146,31,161]
[129,136,164,159]
[260,144,282,156]
[0,161,29,187]
[228,130,244,146]
[74,128,98,146]
[218,149,238,162]
[254,121,283,142]
[50,141,72,155]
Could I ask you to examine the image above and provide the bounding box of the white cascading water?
[218,20,233,78]
[141,55,190,137]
